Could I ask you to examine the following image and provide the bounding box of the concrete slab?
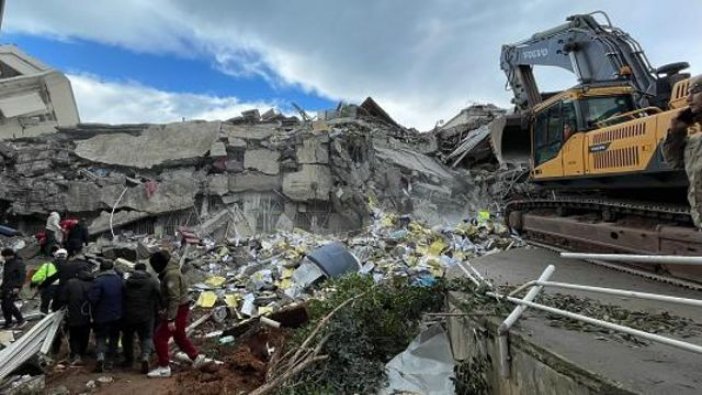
[448,247,702,394]
[74,121,219,169]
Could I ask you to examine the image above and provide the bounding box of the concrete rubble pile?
[0,99,497,243]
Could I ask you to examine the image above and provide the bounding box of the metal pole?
[497,265,555,379]
[561,252,702,265]
[110,187,128,239]
[537,281,702,308]
[456,261,481,286]
[490,293,702,355]
[498,265,556,334]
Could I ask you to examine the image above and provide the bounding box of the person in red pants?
[147,250,206,378]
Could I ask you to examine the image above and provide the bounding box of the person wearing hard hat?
[30,247,63,314]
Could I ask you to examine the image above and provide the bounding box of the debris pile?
[0,99,503,242]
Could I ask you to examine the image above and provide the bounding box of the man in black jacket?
[62,269,93,365]
[66,219,89,257]
[1,248,26,329]
[122,263,161,374]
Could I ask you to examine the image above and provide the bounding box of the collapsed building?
[0,100,507,242]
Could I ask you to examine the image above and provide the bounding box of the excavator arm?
[501,11,684,111]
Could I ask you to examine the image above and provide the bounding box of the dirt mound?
[174,328,285,395]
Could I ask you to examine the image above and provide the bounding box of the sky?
[3,0,701,130]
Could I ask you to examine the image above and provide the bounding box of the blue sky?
[5,1,702,129]
[5,32,335,112]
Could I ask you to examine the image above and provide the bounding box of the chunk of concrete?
[228,172,281,192]
[227,137,247,148]
[282,165,332,201]
[244,149,280,175]
[65,181,105,212]
[88,210,150,235]
[207,174,229,196]
[375,146,454,181]
[209,141,227,157]
[297,137,329,164]
[100,177,198,214]
[74,121,220,169]
[221,123,276,141]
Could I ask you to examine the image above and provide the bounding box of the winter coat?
[123,270,161,325]
[45,212,63,244]
[66,222,89,251]
[1,256,26,293]
[31,261,57,287]
[87,269,123,324]
[47,259,93,305]
[158,260,189,321]
[63,271,93,327]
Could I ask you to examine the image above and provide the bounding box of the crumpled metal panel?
[0,310,65,383]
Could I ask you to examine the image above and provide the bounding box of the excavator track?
[505,196,702,284]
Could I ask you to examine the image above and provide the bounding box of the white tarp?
[379,325,455,395]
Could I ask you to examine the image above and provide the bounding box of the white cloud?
[7,1,702,129]
[68,74,279,124]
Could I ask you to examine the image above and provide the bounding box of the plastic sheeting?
[379,325,455,395]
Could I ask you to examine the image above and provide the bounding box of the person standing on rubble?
[44,212,64,255]
[66,218,89,257]
[88,260,123,373]
[30,246,61,314]
[147,250,206,378]
[122,263,161,374]
[663,75,702,226]
[62,268,93,366]
[1,248,26,329]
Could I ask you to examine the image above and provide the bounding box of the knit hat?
[149,250,171,273]
[99,260,114,271]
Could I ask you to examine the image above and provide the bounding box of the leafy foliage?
[279,274,445,394]
[453,355,492,395]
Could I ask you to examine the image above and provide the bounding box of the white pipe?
[561,252,702,265]
[489,292,702,355]
[456,261,481,286]
[537,280,702,308]
[498,265,555,334]
[110,187,129,239]
[498,333,510,378]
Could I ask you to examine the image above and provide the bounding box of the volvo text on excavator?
[490,11,702,282]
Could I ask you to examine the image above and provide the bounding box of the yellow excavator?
[490,11,702,281]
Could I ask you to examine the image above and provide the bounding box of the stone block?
[228,172,281,192]
[297,137,329,164]
[282,165,332,201]
[244,149,280,175]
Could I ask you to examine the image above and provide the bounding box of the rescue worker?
[122,263,161,374]
[62,268,93,365]
[30,247,62,314]
[1,248,26,329]
[147,251,206,378]
[44,212,63,255]
[66,219,89,257]
[88,260,123,373]
[49,253,92,312]
[663,75,702,227]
